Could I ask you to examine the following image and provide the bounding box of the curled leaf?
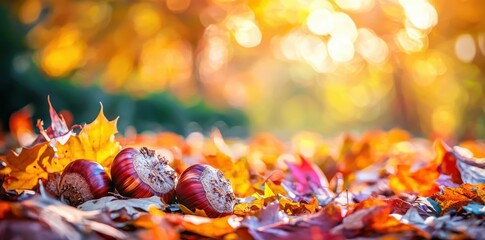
[453,146,485,184]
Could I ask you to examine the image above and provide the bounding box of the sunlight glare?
[306,8,334,36]
[327,37,355,63]
[356,28,389,64]
[455,34,476,63]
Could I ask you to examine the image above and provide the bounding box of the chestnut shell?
[110,147,177,203]
[59,159,113,206]
[176,164,236,218]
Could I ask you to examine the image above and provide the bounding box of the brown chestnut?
[59,159,113,206]
[176,164,236,218]
[110,147,178,203]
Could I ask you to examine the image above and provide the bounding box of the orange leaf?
[134,208,180,240]
[56,104,120,168]
[433,139,462,183]
[279,196,318,215]
[389,164,439,196]
[347,198,388,216]
[8,105,36,147]
[180,215,236,238]
[4,142,57,189]
[179,204,209,217]
[203,129,234,171]
[433,185,476,213]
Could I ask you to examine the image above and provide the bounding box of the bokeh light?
[455,34,476,63]
[4,0,485,140]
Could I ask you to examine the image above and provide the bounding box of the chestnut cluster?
[55,147,236,217]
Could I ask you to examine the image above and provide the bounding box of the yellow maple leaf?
[56,105,121,168]
[4,142,58,189]
[279,196,318,215]
[234,200,265,216]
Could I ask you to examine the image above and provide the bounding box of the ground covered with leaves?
[1,101,485,239]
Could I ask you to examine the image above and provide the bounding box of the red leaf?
[286,155,331,197]
[433,140,462,183]
[31,97,70,146]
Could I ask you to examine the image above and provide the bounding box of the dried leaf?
[285,155,332,198]
[453,146,485,184]
[178,204,209,217]
[244,201,342,240]
[203,129,234,171]
[132,207,180,240]
[462,203,485,215]
[251,182,278,204]
[225,159,252,196]
[389,164,440,196]
[4,142,58,189]
[180,214,238,238]
[56,104,120,168]
[279,196,318,215]
[79,196,167,219]
[433,140,462,183]
[31,97,71,146]
[234,198,265,216]
[432,185,476,214]
[335,204,429,239]
[2,195,126,239]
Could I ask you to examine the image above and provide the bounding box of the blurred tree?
[0,3,248,138]
[2,0,485,140]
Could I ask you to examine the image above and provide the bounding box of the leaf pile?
[2,101,485,239]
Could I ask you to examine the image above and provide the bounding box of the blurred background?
[1,0,485,141]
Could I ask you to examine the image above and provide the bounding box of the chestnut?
[176,164,236,218]
[110,147,178,203]
[59,159,113,206]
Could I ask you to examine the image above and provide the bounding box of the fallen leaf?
[180,214,238,238]
[433,140,462,183]
[279,196,318,215]
[432,184,476,214]
[131,207,180,240]
[2,195,126,239]
[335,204,429,239]
[225,159,252,196]
[78,196,167,219]
[234,198,265,216]
[389,163,440,196]
[462,203,485,215]
[243,201,342,240]
[453,146,485,184]
[56,104,120,168]
[178,204,209,217]
[32,96,70,146]
[4,142,58,189]
[285,155,332,198]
